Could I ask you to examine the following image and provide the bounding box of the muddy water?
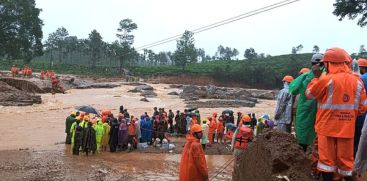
[0,83,275,180]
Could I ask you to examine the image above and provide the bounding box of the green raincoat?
[94,121,104,152]
[289,71,317,145]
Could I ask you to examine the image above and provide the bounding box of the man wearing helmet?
[274,75,294,133]
[65,111,76,144]
[231,115,254,157]
[289,53,324,179]
[179,124,208,181]
[306,48,367,181]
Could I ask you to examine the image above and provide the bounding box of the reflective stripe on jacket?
[306,63,367,138]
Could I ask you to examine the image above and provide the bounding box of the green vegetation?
[131,53,312,89]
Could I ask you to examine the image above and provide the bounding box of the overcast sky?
[35,0,366,57]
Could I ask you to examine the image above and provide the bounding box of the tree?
[116,19,138,45]
[291,44,303,54]
[313,45,320,53]
[197,48,206,62]
[359,44,367,57]
[0,0,43,62]
[215,45,239,60]
[173,30,197,70]
[88,30,103,68]
[51,27,69,63]
[244,48,258,60]
[333,1,367,27]
[115,19,138,71]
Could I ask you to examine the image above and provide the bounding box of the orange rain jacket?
[179,134,208,181]
[306,63,367,138]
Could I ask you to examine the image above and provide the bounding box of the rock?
[186,100,255,108]
[121,82,146,86]
[169,84,183,88]
[140,98,149,102]
[135,85,154,91]
[168,91,179,96]
[140,90,157,98]
[89,83,120,88]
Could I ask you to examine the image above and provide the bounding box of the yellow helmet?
[76,116,80,121]
[84,116,90,121]
[71,111,76,116]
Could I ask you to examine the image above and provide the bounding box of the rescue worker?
[128,118,137,151]
[109,118,119,152]
[208,114,217,145]
[141,115,152,144]
[256,116,266,136]
[231,115,254,157]
[94,120,104,153]
[168,109,174,133]
[179,124,208,181]
[355,112,367,178]
[101,121,110,152]
[274,75,294,133]
[65,111,76,144]
[355,58,367,156]
[217,116,224,144]
[289,54,323,152]
[117,116,128,151]
[40,70,45,80]
[201,120,209,150]
[51,76,65,94]
[306,47,367,181]
[11,65,19,77]
[299,68,310,75]
[71,117,83,155]
[82,122,97,156]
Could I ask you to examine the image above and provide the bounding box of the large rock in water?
[140,90,157,98]
[129,85,154,93]
[232,130,312,181]
[0,81,41,106]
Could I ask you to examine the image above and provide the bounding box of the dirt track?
[0,81,276,180]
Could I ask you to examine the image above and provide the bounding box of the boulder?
[140,98,149,102]
[135,85,154,91]
[140,90,157,98]
[168,91,179,96]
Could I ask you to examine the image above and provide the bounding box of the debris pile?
[233,130,312,181]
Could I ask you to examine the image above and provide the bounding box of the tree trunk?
[49,49,53,68]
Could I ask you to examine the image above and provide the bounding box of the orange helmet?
[358,58,367,67]
[242,115,251,123]
[212,112,217,116]
[191,124,203,133]
[282,75,294,83]
[323,47,352,63]
[298,68,310,74]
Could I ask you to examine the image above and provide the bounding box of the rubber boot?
[322,172,334,181]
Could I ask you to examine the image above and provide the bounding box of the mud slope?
[233,130,312,181]
[0,81,41,106]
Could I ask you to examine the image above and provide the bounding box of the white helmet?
[311,53,323,63]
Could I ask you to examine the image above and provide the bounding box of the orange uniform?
[208,117,217,145]
[179,134,208,181]
[11,66,18,77]
[217,118,224,143]
[224,130,234,144]
[234,126,253,149]
[40,70,45,80]
[306,48,367,177]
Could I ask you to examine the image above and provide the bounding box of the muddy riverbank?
[0,81,275,180]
